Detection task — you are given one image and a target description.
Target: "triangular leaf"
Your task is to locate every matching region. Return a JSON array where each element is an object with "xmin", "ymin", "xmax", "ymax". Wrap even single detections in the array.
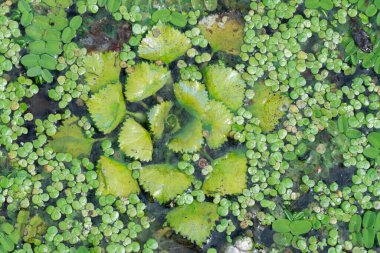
[
  {"xmin": 87, "ymin": 83, "xmax": 126, "ymax": 134},
  {"xmin": 118, "ymin": 118, "xmax": 153, "ymax": 161},
  {"xmin": 138, "ymin": 23, "xmax": 191, "ymax": 64},
  {"xmin": 148, "ymin": 101, "xmax": 173, "ymax": 139},
  {"xmin": 97, "ymin": 156, "xmax": 140, "ymax": 197},
  {"xmin": 139, "ymin": 164, "xmax": 192, "ymax": 203},
  {"xmin": 198, "ymin": 13, "xmax": 244, "ymax": 55},
  {"xmin": 125, "ymin": 62, "xmax": 172, "ymax": 102},
  {"xmin": 174, "ymin": 80, "xmax": 208, "ymax": 118},
  {"xmin": 202, "ymin": 151, "xmax": 247, "ymax": 195},
  {"xmin": 48, "ymin": 116, "xmax": 94, "ymax": 158},
  {"xmin": 202, "ymin": 100, "xmax": 233, "ymax": 148},
  {"xmin": 83, "ymin": 51, "xmax": 121, "ymax": 92},
  {"xmin": 203, "ymin": 64, "xmax": 245, "ymax": 110},
  {"xmin": 247, "ymin": 83, "xmax": 290, "ymax": 132},
  {"xmin": 166, "ymin": 201, "xmax": 219, "ymax": 246},
  {"xmin": 168, "ymin": 119, "xmax": 203, "ymax": 153}
]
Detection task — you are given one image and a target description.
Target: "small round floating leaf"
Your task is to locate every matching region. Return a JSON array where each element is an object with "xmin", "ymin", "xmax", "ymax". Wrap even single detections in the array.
[
  {"xmin": 27, "ymin": 66, "xmax": 42, "ymax": 77},
  {"xmin": 152, "ymin": 9, "xmax": 172, "ymax": 23},
  {"xmin": 170, "ymin": 12, "xmax": 187, "ymax": 27},
  {"xmin": 62, "ymin": 27, "xmax": 76, "ymax": 43},
  {"xmin": 125, "ymin": 62, "xmax": 171, "ymax": 102},
  {"xmin": 148, "ymin": 101, "xmax": 173, "ymax": 139},
  {"xmin": 363, "ymin": 147, "xmax": 380, "ymax": 159},
  {"xmin": 119, "ymin": 118, "xmax": 153, "ymax": 162},
  {"xmin": 70, "ymin": 16, "xmax": 83, "ymax": 30},
  {"xmin": 273, "ymin": 233, "xmax": 293, "ymax": 247},
  {"xmin": 97, "ymin": 156, "xmax": 140, "ymax": 197},
  {"xmin": 320, "ymin": 0, "xmax": 333, "ymax": 10},
  {"xmin": 39, "ymin": 54, "xmax": 57, "ymax": 70},
  {"xmin": 363, "ymin": 228, "xmax": 375, "ymax": 249},
  {"xmin": 21, "ymin": 54, "xmax": 40, "ymax": 68},
  {"xmin": 166, "ymin": 201, "xmax": 219, "ymax": 247},
  {"xmin": 368, "ymin": 131, "xmax": 380, "ymax": 148},
  {"xmin": 21, "ymin": 12, "xmax": 33, "ymax": 26},
  {"xmin": 202, "ymin": 152, "xmax": 247, "ymax": 195},
  {"xmin": 349, "ymin": 216, "xmax": 361, "ymax": 233},
  {"xmin": 138, "ymin": 23, "xmax": 191, "ymax": 64},
  {"xmin": 168, "ymin": 119, "xmax": 203, "ymax": 153},
  {"xmin": 139, "ymin": 164, "xmax": 192, "ymax": 203},
  {"xmin": 29, "ymin": 41, "xmax": 46, "ymax": 55},
  {"xmin": 289, "ymin": 220, "xmax": 312, "ymax": 235},
  {"xmin": 305, "ymin": 0, "xmax": 319, "ymax": 8},
  {"xmin": 41, "ymin": 69, "xmax": 53, "ymax": 83},
  {"xmin": 272, "ymin": 219, "xmax": 291, "ymax": 233},
  {"xmin": 174, "ymin": 80, "xmax": 208, "ymax": 118},
  {"xmin": 87, "ymin": 83, "xmax": 126, "ymax": 134},
  {"xmin": 203, "ymin": 64, "xmax": 246, "ymax": 110},
  {"xmin": 363, "ymin": 211, "xmax": 376, "ymax": 229},
  {"xmin": 106, "ymin": 0, "xmax": 121, "ymax": 12},
  {"xmin": 345, "ymin": 128, "xmax": 362, "ymax": 139},
  {"xmin": 202, "ymin": 100, "xmax": 233, "ymax": 148}
]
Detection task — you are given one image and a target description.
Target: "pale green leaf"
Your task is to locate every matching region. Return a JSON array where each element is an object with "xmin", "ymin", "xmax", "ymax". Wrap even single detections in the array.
[
  {"xmin": 119, "ymin": 118, "xmax": 153, "ymax": 161},
  {"xmin": 139, "ymin": 164, "xmax": 192, "ymax": 203},
  {"xmin": 97, "ymin": 156, "xmax": 140, "ymax": 197},
  {"xmin": 168, "ymin": 119, "xmax": 203, "ymax": 153},
  {"xmin": 174, "ymin": 80, "xmax": 208, "ymax": 118},
  {"xmin": 199, "ymin": 13, "xmax": 244, "ymax": 55},
  {"xmin": 203, "ymin": 64, "xmax": 245, "ymax": 110},
  {"xmin": 202, "ymin": 151, "xmax": 247, "ymax": 195},
  {"xmin": 48, "ymin": 117, "xmax": 94, "ymax": 158},
  {"xmin": 87, "ymin": 83, "xmax": 126, "ymax": 134},
  {"xmin": 247, "ymin": 83, "xmax": 290, "ymax": 132},
  {"xmin": 148, "ymin": 101, "xmax": 173, "ymax": 139},
  {"xmin": 138, "ymin": 23, "xmax": 191, "ymax": 64},
  {"xmin": 166, "ymin": 201, "xmax": 219, "ymax": 246},
  {"xmin": 83, "ymin": 51, "xmax": 121, "ymax": 92},
  {"xmin": 125, "ymin": 62, "xmax": 171, "ymax": 102},
  {"xmin": 202, "ymin": 100, "xmax": 233, "ymax": 148}
]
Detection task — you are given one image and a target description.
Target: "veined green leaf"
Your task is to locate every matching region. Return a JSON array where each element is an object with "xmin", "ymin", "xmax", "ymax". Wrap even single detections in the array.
[
  {"xmin": 97, "ymin": 156, "xmax": 140, "ymax": 197},
  {"xmin": 148, "ymin": 101, "xmax": 173, "ymax": 139},
  {"xmin": 125, "ymin": 62, "xmax": 171, "ymax": 102},
  {"xmin": 168, "ymin": 119, "xmax": 203, "ymax": 153},
  {"xmin": 166, "ymin": 201, "xmax": 219, "ymax": 246},
  {"xmin": 203, "ymin": 64, "xmax": 245, "ymax": 110},
  {"xmin": 139, "ymin": 164, "xmax": 192, "ymax": 203},
  {"xmin": 138, "ymin": 23, "xmax": 191, "ymax": 64},
  {"xmin": 87, "ymin": 83, "xmax": 126, "ymax": 134},
  {"xmin": 202, "ymin": 151, "xmax": 247, "ymax": 195},
  {"xmin": 119, "ymin": 118, "xmax": 153, "ymax": 161},
  {"xmin": 174, "ymin": 80, "xmax": 208, "ymax": 118}
]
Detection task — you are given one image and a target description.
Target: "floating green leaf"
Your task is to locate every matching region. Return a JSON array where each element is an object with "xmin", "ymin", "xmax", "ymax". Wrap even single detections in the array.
[
  {"xmin": 106, "ymin": 0, "xmax": 121, "ymax": 12},
  {"xmin": 168, "ymin": 119, "xmax": 203, "ymax": 153},
  {"xmin": 350, "ymin": 214, "xmax": 362, "ymax": 233},
  {"xmin": 84, "ymin": 51, "xmax": 121, "ymax": 92},
  {"xmin": 363, "ymin": 211, "xmax": 376, "ymax": 229},
  {"xmin": 166, "ymin": 201, "xmax": 219, "ymax": 246},
  {"xmin": 48, "ymin": 117, "xmax": 94, "ymax": 158},
  {"xmin": 139, "ymin": 164, "xmax": 192, "ymax": 203},
  {"xmin": 138, "ymin": 23, "xmax": 191, "ymax": 64},
  {"xmin": 272, "ymin": 219, "xmax": 291, "ymax": 233},
  {"xmin": 199, "ymin": 13, "xmax": 244, "ymax": 55},
  {"xmin": 125, "ymin": 62, "xmax": 171, "ymax": 102},
  {"xmin": 41, "ymin": 69, "xmax": 53, "ymax": 83},
  {"xmin": 148, "ymin": 101, "xmax": 173, "ymax": 139},
  {"xmin": 289, "ymin": 220, "xmax": 312, "ymax": 235},
  {"xmin": 203, "ymin": 64, "xmax": 245, "ymax": 110},
  {"xmin": 39, "ymin": 54, "xmax": 57, "ymax": 70},
  {"xmin": 202, "ymin": 151, "xmax": 247, "ymax": 195},
  {"xmin": 152, "ymin": 9, "xmax": 171, "ymax": 23},
  {"xmin": 247, "ymin": 83, "xmax": 290, "ymax": 132},
  {"xmin": 87, "ymin": 83, "xmax": 126, "ymax": 134},
  {"xmin": 20, "ymin": 54, "xmax": 40, "ymax": 68},
  {"xmin": 97, "ymin": 156, "xmax": 140, "ymax": 197},
  {"xmin": 202, "ymin": 100, "xmax": 233, "ymax": 148},
  {"xmin": 363, "ymin": 147, "xmax": 380, "ymax": 159},
  {"xmin": 26, "ymin": 66, "xmax": 42, "ymax": 77},
  {"xmin": 170, "ymin": 12, "xmax": 187, "ymax": 27},
  {"xmin": 368, "ymin": 131, "xmax": 380, "ymax": 148},
  {"xmin": 273, "ymin": 233, "xmax": 293, "ymax": 247},
  {"xmin": 119, "ymin": 118, "xmax": 153, "ymax": 161},
  {"xmin": 174, "ymin": 80, "xmax": 208, "ymax": 118}
]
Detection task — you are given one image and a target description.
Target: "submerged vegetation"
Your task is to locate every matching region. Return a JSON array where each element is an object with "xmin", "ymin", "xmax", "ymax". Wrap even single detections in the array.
[{"xmin": 1, "ymin": 0, "xmax": 380, "ymax": 252}]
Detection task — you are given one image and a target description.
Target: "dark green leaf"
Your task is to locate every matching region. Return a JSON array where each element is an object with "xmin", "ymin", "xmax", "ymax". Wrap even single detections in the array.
[{"xmin": 363, "ymin": 211, "xmax": 376, "ymax": 229}]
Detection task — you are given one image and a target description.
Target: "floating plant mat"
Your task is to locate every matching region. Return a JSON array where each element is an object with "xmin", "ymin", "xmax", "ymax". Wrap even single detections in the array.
[{"xmin": 2, "ymin": 0, "xmax": 380, "ymax": 253}]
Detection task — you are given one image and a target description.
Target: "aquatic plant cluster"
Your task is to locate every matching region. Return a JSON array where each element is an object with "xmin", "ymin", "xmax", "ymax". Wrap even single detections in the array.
[{"xmin": 1, "ymin": 0, "xmax": 380, "ymax": 252}]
